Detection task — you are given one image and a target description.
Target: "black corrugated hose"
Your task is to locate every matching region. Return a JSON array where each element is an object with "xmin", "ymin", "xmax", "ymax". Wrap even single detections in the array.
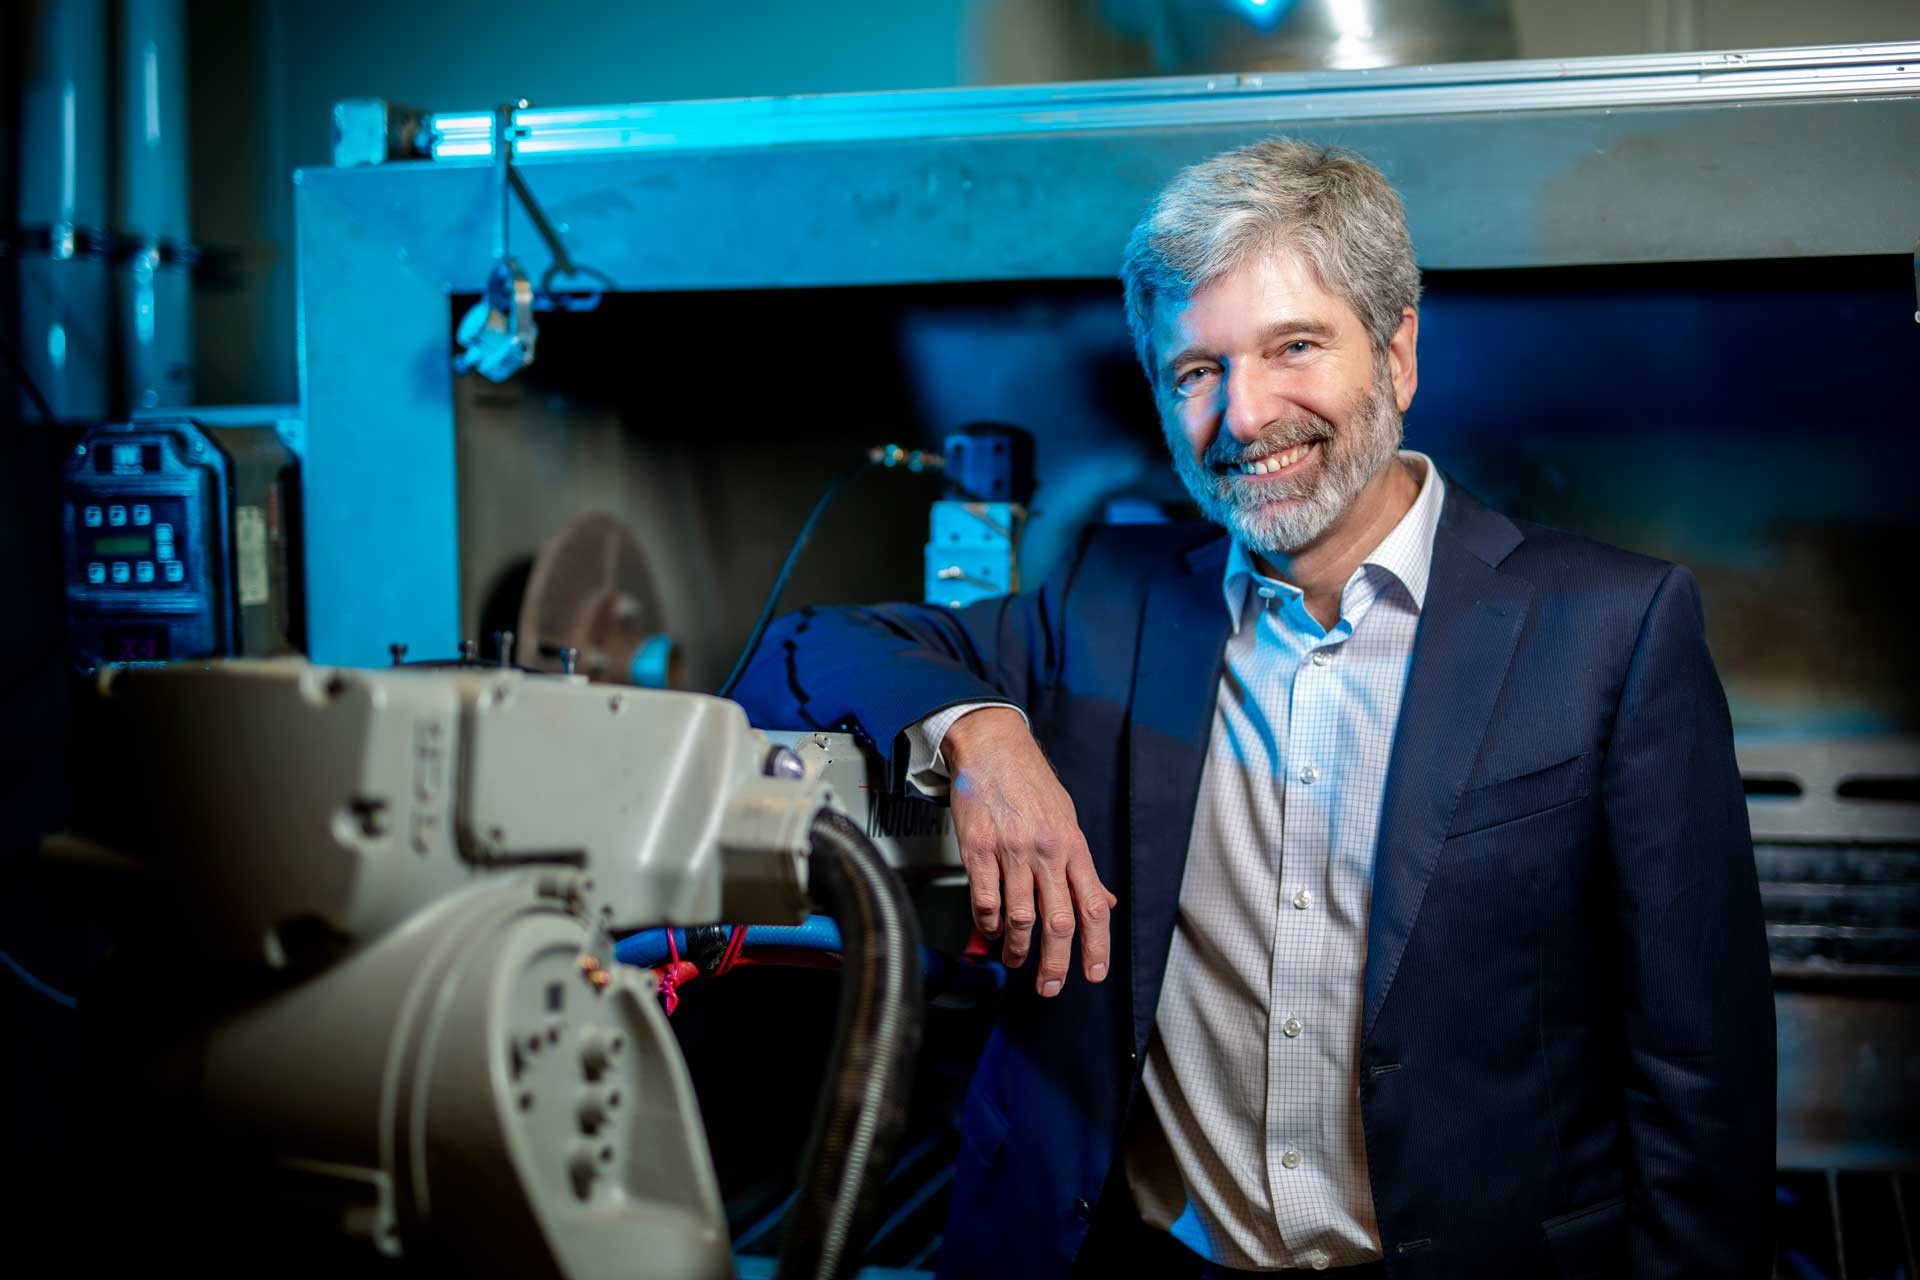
[{"xmin": 778, "ymin": 809, "xmax": 925, "ymax": 1280}]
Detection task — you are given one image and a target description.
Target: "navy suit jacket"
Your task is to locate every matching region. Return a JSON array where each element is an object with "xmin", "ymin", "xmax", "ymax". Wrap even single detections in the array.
[{"xmin": 732, "ymin": 480, "xmax": 1775, "ymax": 1279}]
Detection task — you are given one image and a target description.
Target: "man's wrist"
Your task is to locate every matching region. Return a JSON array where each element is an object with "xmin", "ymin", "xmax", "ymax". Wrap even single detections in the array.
[{"xmin": 943, "ymin": 705, "xmax": 1029, "ymax": 772}]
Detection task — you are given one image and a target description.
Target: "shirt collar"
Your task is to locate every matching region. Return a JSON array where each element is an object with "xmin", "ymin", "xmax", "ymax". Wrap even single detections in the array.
[{"xmin": 1222, "ymin": 450, "xmax": 1447, "ymax": 634}]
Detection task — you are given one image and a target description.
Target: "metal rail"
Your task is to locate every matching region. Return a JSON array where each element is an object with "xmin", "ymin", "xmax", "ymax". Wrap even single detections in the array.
[{"xmin": 412, "ymin": 43, "xmax": 1920, "ymax": 162}]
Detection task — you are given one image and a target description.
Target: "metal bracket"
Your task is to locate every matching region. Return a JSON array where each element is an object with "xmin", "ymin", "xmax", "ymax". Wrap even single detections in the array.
[
  {"xmin": 453, "ymin": 102, "xmax": 539, "ymax": 382},
  {"xmin": 452, "ymin": 102, "xmax": 616, "ymax": 381}
]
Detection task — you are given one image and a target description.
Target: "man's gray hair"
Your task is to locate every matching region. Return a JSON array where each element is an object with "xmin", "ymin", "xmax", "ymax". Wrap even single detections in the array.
[{"xmin": 1120, "ymin": 138, "xmax": 1421, "ymax": 377}]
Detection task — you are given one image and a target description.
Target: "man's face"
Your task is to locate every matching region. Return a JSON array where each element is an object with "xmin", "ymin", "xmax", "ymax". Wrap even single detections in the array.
[{"xmin": 1149, "ymin": 248, "xmax": 1417, "ymax": 556}]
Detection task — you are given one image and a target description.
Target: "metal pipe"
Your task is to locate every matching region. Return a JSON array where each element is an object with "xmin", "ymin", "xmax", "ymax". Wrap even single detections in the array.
[
  {"xmin": 16, "ymin": 0, "xmax": 113, "ymax": 421},
  {"xmin": 116, "ymin": 0, "xmax": 191, "ymax": 410},
  {"xmin": 490, "ymin": 102, "xmax": 514, "ymax": 263}
]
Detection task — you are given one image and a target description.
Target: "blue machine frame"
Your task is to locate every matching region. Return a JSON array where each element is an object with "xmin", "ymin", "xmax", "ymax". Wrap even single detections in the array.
[{"xmin": 292, "ymin": 42, "xmax": 1920, "ymax": 666}]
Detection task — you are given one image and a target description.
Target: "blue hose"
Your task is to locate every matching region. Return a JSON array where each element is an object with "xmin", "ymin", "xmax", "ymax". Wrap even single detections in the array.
[
  {"xmin": 614, "ymin": 915, "xmax": 846, "ymax": 967},
  {"xmin": 612, "ymin": 917, "xmax": 1006, "ymax": 998}
]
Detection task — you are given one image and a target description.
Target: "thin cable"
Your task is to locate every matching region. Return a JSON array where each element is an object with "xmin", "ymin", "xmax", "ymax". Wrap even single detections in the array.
[
  {"xmin": 716, "ymin": 458, "xmax": 874, "ymax": 700},
  {"xmin": 715, "ymin": 923, "xmax": 749, "ymax": 976},
  {"xmin": 0, "ymin": 948, "xmax": 78, "ymax": 1009}
]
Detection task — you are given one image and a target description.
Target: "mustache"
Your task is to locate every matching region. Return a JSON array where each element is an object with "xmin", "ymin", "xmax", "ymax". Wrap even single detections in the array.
[{"xmin": 1205, "ymin": 415, "xmax": 1335, "ymax": 470}]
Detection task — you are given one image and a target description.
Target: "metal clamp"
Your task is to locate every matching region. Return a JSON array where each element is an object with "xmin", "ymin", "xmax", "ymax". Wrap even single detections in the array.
[
  {"xmin": 452, "ymin": 102, "xmax": 615, "ymax": 380},
  {"xmin": 454, "ymin": 102, "xmax": 539, "ymax": 382}
]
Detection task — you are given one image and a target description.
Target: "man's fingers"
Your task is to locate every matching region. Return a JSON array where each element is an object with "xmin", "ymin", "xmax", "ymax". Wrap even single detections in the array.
[
  {"xmin": 1067, "ymin": 856, "xmax": 1115, "ymax": 983},
  {"xmin": 1033, "ymin": 864, "xmax": 1077, "ymax": 998},
  {"xmin": 999, "ymin": 854, "xmax": 1037, "ymax": 970},
  {"xmin": 960, "ymin": 833, "xmax": 1002, "ymax": 938}
]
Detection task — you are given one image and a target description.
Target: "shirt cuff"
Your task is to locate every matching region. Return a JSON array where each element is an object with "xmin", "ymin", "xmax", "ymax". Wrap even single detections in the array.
[{"xmin": 903, "ymin": 701, "xmax": 1026, "ymax": 796}]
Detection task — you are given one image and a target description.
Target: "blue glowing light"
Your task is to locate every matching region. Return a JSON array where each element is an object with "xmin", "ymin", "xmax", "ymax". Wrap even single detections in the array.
[{"xmin": 1234, "ymin": 0, "xmax": 1301, "ymax": 29}]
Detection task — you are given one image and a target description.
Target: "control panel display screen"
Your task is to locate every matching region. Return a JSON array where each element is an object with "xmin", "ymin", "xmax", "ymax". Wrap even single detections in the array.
[{"xmin": 94, "ymin": 534, "xmax": 153, "ymax": 556}]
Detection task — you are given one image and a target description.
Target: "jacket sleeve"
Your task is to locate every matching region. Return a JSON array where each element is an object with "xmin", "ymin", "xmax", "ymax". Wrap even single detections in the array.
[
  {"xmin": 1601, "ymin": 565, "xmax": 1776, "ymax": 1278},
  {"xmin": 727, "ymin": 528, "xmax": 1093, "ymax": 785}
]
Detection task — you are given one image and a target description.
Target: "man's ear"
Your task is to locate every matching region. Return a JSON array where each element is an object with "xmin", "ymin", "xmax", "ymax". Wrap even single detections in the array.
[{"xmin": 1388, "ymin": 307, "xmax": 1418, "ymax": 413}]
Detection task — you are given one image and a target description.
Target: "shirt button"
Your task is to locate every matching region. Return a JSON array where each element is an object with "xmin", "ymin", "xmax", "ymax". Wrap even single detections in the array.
[
  {"xmin": 1310, "ymin": 650, "xmax": 1330, "ymax": 667},
  {"xmin": 1306, "ymin": 1249, "xmax": 1330, "ymax": 1270},
  {"xmin": 1256, "ymin": 586, "xmax": 1277, "ymax": 600},
  {"xmin": 1283, "ymin": 1017, "xmax": 1303, "ymax": 1038},
  {"xmin": 1293, "ymin": 888, "xmax": 1312, "ymax": 910},
  {"xmin": 1282, "ymin": 1148, "xmax": 1302, "ymax": 1170},
  {"xmin": 1072, "ymin": 1196, "xmax": 1091, "ymax": 1221},
  {"xmin": 1299, "ymin": 764, "xmax": 1320, "ymax": 785}
]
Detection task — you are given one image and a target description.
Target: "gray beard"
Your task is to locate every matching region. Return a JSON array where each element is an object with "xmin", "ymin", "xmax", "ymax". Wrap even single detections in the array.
[{"xmin": 1166, "ymin": 366, "xmax": 1404, "ymax": 556}]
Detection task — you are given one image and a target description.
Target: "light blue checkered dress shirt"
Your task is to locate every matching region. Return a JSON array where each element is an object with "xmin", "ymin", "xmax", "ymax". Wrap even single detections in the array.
[{"xmin": 1136, "ymin": 452, "xmax": 1445, "ymax": 1271}]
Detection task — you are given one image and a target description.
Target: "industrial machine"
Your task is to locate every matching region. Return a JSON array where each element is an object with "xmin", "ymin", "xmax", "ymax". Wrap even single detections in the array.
[
  {"xmin": 55, "ymin": 657, "xmax": 924, "ymax": 1280},
  {"xmin": 61, "ymin": 409, "xmax": 302, "ymax": 665}
]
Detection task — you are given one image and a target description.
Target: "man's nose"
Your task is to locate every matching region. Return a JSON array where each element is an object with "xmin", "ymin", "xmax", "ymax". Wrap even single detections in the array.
[{"xmin": 1222, "ymin": 362, "xmax": 1272, "ymax": 446}]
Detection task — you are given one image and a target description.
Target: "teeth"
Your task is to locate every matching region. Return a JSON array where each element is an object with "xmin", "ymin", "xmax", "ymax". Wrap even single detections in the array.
[{"xmin": 1238, "ymin": 442, "xmax": 1314, "ymax": 476}]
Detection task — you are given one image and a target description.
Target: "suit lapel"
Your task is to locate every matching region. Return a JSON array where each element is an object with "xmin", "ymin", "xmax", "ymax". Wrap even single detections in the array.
[
  {"xmin": 1127, "ymin": 537, "xmax": 1231, "ymax": 1059},
  {"xmin": 1363, "ymin": 490, "xmax": 1533, "ymax": 1040}
]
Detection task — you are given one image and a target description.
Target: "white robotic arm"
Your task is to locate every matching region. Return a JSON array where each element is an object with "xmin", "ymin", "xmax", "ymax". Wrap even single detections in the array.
[{"xmin": 67, "ymin": 659, "xmax": 919, "ymax": 1280}]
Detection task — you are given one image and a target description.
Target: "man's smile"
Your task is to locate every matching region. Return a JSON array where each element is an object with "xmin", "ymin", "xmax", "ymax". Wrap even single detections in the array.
[{"xmin": 1215, "ymin": 437, "xmax": 1325, "ymax": 482}]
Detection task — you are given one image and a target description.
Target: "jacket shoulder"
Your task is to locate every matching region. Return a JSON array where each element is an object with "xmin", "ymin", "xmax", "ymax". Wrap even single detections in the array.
[
  {"xmin": 1500, "ymin": 517, "xmax": 1693, "ymax": 635},
  {"xmin": 1505, "ymin": 518, "xmax": 1674, "ymax": 582}
]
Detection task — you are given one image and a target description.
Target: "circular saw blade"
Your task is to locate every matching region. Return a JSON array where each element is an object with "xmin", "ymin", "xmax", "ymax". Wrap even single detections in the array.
[{"xmin": 516, "ymin": 512, "xmax": 664, "ymax": 684}]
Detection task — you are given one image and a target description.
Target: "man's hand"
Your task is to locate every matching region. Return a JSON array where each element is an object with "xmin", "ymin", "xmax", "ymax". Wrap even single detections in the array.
[{"xmin": 942, "ymin": 707, "xmax": 1118, "ymax": 997}]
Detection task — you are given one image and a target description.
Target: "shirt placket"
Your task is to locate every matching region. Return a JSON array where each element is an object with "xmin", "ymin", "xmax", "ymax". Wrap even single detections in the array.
[{"xmin": 1263, "ymin": 595, "xmax": 1334, "ymax": 1255}]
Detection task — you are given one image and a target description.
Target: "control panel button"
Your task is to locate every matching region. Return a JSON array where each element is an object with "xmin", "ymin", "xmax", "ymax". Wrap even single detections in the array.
[
  {"xmin": 108, "ymin": 505, "xmax": 128, "ymax": 527},
  {"xmin": 83, "ymin": 505, "xmax": 103, "ymax": 528},
  {"xmin": 163, "ymin": 560, "xmax": 184, "ymax": 583},
  {"xmin": 87, "ymin": 562, "xmax": 106, "ymax": 585},
  {"xmin": 132, "ymin": 503, "xmax": 151, "ymax": 526},
  {"xmin": 135, "ymin": 561, "xmax": 155, "ymax": 584},
  {"xmin": 155, "ymin": 522, "xmax": 173, "ymax": 544},
  {"xmin": 110, "ymin": 562, "xmax": 130, "ymax": 584},
  {"xmin": 156, "ymin": 542, "xmax": 173, "ymax": 562}
]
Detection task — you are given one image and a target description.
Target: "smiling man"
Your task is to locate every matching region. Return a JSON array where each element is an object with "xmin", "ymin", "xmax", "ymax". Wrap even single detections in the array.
[{"xmin": 733, "ymin": 138, "xmax": 1774, "ymax": 1278}]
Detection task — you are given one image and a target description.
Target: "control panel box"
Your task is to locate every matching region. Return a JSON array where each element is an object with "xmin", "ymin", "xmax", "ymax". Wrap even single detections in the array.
[{"xmin": 63, "ymin": 415, "xmax": 303, "ymax": 665}]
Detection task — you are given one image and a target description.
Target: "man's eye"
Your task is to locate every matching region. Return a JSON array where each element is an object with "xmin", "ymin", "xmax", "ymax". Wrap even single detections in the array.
[
  {"xmin": 1174, "ymin": 366, "xmax": 1215, "ymax": 391},
  {"xmin": 1282, "ymin": 340, "xmax": 1313, "ymax": 356}
]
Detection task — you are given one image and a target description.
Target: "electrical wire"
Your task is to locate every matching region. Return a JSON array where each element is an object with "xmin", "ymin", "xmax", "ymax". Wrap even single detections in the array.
[
  {"xmin": 715, "ymin": 457, "xmax": 875, "ymax": 701},
  {"xmin": 715, "ymin": 923, "xmax": 749, "ymax": 977},
  {"xmin": 0, "ymin": 947, "xmax": 78, "ymax": 1009},
  {"xmin": 715, "ymin": 443, "xmax": 952, "ymax": 702}
]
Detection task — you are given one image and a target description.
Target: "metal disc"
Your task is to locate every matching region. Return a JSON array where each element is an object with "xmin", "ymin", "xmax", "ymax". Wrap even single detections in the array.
[{"xmin": 515, "ymin": 512, "xmax": 665, "ymax": 684}]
